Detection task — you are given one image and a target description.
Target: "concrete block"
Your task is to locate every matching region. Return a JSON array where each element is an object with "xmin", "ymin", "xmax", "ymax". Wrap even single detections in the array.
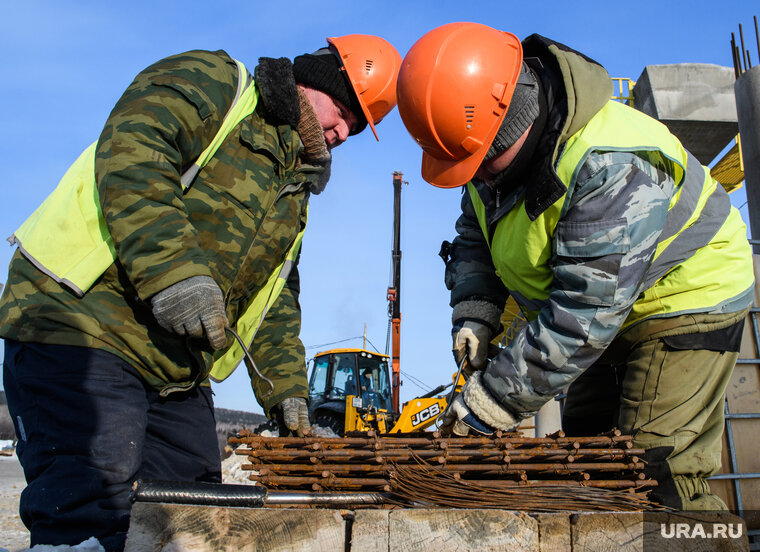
[
  {"xmin": 632, "ymin": 64, "xmax": 739, "ymax": 164},
  {"xmin": 125, "ymin": 503, "xmax": 346, "ymax": 552},
  {"xmin": 351, "ymin": 509, "xmax": 391, "ymax": 552},
  {"xmin": 387, "ymin": 508, "xmax": 538, "ymax": 552},
  {"xmin": 736, "ymin": 65, "xmax": 760, "ymax": 246}
]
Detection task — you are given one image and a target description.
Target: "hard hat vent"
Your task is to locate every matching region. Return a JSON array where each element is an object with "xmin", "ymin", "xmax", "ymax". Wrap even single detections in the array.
[
  {"xmin": 364, "ymin": 59, "xmax": 374, "ymax": 74},
  {"xmin": 464, "ymin": 105, "xmax": 475, "ymax": 129}
]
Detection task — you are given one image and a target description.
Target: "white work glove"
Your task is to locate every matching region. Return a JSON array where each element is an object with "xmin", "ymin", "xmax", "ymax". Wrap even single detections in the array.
[
  {"xmin": 440, "ymin": 372, "xmax": 520, "ymax": 437},
  {"xmin": 151, "ymin": 275, "xmax": 229, "ymax": 350},
  {"xmin": 452, "ymin": 320, "xmax": 491, "ymax": 373},
  {"xmin": 278, "ymin": 397, "xmax": 311, "ymax": 437}
]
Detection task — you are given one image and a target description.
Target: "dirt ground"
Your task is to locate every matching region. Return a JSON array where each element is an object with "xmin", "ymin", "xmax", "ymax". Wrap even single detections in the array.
[
  {"xmin": 0, "ymin": 451, "xmax": 252, "ymax": 552},
  {"xmin": 0, "ymin": 453, "xmax": 30, "ymax": 552}
]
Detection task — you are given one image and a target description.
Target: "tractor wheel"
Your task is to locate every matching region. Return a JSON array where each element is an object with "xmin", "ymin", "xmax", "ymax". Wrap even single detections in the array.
[
  {"xmin": 312, "ymin": 414, "xmax": 344, "ymax": 437},
  {"xmin": 251, "ymin": 418, "xmax": 286, "ymax": 437}
]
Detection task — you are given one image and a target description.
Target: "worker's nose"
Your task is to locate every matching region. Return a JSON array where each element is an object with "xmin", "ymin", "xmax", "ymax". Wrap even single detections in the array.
[{"xmin": 338, "ymin": 121, "xmax": 350, "ymax": 141}]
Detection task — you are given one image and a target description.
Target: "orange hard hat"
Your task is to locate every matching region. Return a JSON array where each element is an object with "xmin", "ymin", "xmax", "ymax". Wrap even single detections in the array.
[
  {"xmin": 328, "ymin": 34, "xmax": 402, "ymax": 141},
  {"xmin": 397, "ymin": 22, "xmax": 523, "ymax": 188}
]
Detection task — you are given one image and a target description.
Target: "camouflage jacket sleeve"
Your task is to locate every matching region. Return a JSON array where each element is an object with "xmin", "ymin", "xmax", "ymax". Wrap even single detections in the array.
[
  {"xmin": 249, "ymin": 254, "xmax": 308, "ymax": 416},
  {"xmin": 483, "ymin": 151, "xmax": 675, "ymax": 417},
  {"xmin": 446, "ymin": 189, "xmax": 509, "ymax": 312},
  {"xmin": 94, "ymin": 50, "xmax": 239, "ymax": 299}
]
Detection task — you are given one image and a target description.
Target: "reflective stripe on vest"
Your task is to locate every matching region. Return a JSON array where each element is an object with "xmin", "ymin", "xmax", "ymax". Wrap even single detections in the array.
[
  {"xmin": 468, "ymin": 100, "xmax": 753, "ymax": 325},
  {"xmin": 9, "ymin": 59, "xmax": 257, "ymax": 296}
]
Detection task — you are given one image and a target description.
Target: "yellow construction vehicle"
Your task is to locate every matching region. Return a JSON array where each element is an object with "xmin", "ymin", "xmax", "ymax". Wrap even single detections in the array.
[
  {"xmin": 307, "ymin": 347, "xmax": 457, "ymax": 434},
  {"xmin": 307, "ymin": 171, "xmax": 462, "ymax": 435}
]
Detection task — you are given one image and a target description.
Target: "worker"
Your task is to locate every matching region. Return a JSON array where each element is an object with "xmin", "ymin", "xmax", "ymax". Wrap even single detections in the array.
[
  {"xmin": 397, "ymin": 22, "xmax": 753, "ymax": 510},
  {"xmin": 0, "ymin": 35, "xmax": 401, "ymax": 550}
]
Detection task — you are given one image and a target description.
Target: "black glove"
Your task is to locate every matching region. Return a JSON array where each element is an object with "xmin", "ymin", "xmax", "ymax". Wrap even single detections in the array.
[{"xmin": 151, "ymin": 275, "xmax": 229, "ymax": 350}]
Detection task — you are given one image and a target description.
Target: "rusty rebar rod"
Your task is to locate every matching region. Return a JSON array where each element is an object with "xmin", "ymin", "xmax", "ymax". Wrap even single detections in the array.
[
  {"xmin": 232, "ymin": 429, "xmax": 656, "ymax": 507},
  {"xmin": 235, "ymin": 432, "xmax": 635, "ymax": 449}
]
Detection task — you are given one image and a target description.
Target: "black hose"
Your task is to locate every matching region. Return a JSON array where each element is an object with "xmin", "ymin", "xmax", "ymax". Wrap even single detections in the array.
[
  {"xmin": 419, "ymin": 383, "xmax": 451, "ymax": 399},
  {"xmin": 131, "ymin": 479, "xmax": 267, "ymax": 507}
]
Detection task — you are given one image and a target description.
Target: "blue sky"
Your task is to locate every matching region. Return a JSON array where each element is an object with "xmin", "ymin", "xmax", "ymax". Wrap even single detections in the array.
[{"xmin": 1, "ymin": 1, "xmax": 756, "ymax": 413}]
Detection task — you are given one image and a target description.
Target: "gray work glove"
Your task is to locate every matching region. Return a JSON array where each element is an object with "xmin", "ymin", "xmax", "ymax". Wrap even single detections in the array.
[
  {"xmin": 151, "ymin": 275, "xmax": 229, "ymax": 350},
  {"xmin": 440, "ymin": 372, "xmax": 520, "ymax": 437},
  {"xmin": 277, "ymin": 397, "xmax": 311, "ymax": 437},
  {"xmin": 452, "ymin": 320, "xmax": 492, "ymax": 375}
]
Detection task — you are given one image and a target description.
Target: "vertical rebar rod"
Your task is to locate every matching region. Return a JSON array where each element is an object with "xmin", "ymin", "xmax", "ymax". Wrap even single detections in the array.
[
  {"xmin": 738, "ymin": 46, "xmax": 745, "ymax": 75},
  {"xmin": 732, "ymin": 35, "xmax": 741, "ymax": 78},
  {"xmin": 741, "ymin": 23, "xmax": 749, "ymax": 71},
  {"xmin": 723, "ymin": 399, "xmax": 744, "ymax": 517},
  {"xmin": 755, "ymin": 16, "xmax": 760, "ymax": 65}
]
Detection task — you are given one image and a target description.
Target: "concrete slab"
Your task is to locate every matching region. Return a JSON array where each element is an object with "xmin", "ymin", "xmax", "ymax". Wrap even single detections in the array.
[
  {"xmin": 735, "ymin": 65, "xmax": 760, "ymax": 247},
  {"xmin": 632, "ymin": 63, "xmax": 738, "ymax": 164}
]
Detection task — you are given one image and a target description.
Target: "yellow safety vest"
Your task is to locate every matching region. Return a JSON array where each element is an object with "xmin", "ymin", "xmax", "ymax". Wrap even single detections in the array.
[
  {"xmin": 8, "ymin": 58, "xmax": 307, "ymax": 382},
  {"xmin": 468, "ymin": 100, "xmax": 753, "ymax": 327}
]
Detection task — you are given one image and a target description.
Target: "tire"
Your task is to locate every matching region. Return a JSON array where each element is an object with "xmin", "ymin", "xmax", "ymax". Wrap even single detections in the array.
[
  {"xmin": 312, "ymin": 414, "xmax": 344, "ymax": 437},
  {"xmin": 251, "ymin": 418, "xmax": 287, "ymax": 437}
]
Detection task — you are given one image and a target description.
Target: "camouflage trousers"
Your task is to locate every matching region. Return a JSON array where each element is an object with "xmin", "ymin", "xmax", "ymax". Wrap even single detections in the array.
[{"xmin": 562, "ymin": 308, "xmax": 747, "ymax": 511}]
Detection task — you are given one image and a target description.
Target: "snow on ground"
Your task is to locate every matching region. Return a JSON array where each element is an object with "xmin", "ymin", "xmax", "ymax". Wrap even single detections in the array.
[
  {"xmin": 9, "ymin": 538, "xmax": 105, "ymax": 552},
  {"xmin": 222, "ymin": 424, "xmax": 338, "ymax": 484}
]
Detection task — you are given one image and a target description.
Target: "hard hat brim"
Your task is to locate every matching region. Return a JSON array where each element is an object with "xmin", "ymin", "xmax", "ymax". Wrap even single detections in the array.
[{"xmin": 421, "ymin": 147, "xmax": 489, "ymax": 188}]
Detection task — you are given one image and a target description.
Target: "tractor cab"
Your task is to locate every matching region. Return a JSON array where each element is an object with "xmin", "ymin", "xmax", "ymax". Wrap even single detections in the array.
[{"xmin": 308, "ymin": 348, "xmax": 393, "ymax": 434}]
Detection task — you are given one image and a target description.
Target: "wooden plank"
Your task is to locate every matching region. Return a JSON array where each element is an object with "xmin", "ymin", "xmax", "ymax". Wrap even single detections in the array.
[
  {"xmin": 534, "ymin": 513, "xmax": 571, "ymax": 552},
  {"xmin": 351, "ymin": 510, "xmax": 390, "ymax": 552},
  {"xmin": 125, "ymin": 503, "xmax": 345, "ymax": 551},
  {"xmin": 387, "ymin": 509, "xmax": 538, "ymax": 552},
  {"xmin": 572, "ymin": 512, "xmax": 642, "ymax": 551}
]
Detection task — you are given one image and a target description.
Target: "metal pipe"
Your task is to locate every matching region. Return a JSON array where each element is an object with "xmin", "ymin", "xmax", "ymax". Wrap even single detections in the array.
[
  {"xmin": 131, "ymin": 479, "xmax": 267, "ymax": 507},
  {"xmin": 723, "ymin": 399, "xmax": 744, "ymax": 517},
  {"xmin": 130, "ymin": 478, "xmax": 394, "ymax": 506},
  {"xmin": 265, "ymin": 491, "xmax": 394, "ymax": 505},
  {"xmin": 724, "ymin": 412, "xmax": 760, "ymax": 419},
  {"xmin": 708, "ymin": 473, "xmax": 760, "ymax": 480}
]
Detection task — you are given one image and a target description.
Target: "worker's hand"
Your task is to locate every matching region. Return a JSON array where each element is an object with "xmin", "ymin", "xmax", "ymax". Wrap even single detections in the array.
[
  {"xmin": 278, "ymin": 397, "xmax": 311, "ymax": 437},
  {"xmin": 151, "ymin": 275, "xmax": 229, "ymax": 350},
  {"xmin": 452, "ymin": 320, "xmax": 491, "ymax": 374},
  {"xmin": 440, "ymin": 372, "xmax": 520, "ymax": 437}
]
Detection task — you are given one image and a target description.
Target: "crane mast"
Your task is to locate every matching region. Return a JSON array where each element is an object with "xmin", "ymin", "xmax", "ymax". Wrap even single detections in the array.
[{"xmin": 388, "ymin": 171, "xmax": 403, "ymax": 412}]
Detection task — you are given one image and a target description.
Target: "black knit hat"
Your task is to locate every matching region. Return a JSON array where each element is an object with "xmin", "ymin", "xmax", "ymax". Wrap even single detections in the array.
[
  {"xmin": 484, "ymin": 63, "xmax": 540, "ymax": 161},
  {"xmin": 292, "ymin": 47, "xmax": 367, "ymax": 135}
]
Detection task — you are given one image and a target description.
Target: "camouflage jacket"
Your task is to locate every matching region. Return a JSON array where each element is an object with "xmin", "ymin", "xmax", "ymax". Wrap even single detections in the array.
[
  {"xmin": 0, "ymin": 50, "xmax": 317, "ymax": 415},
  {"xmin": 444, "ymin": 35, "xmax": 752, "ymax": 418}
]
